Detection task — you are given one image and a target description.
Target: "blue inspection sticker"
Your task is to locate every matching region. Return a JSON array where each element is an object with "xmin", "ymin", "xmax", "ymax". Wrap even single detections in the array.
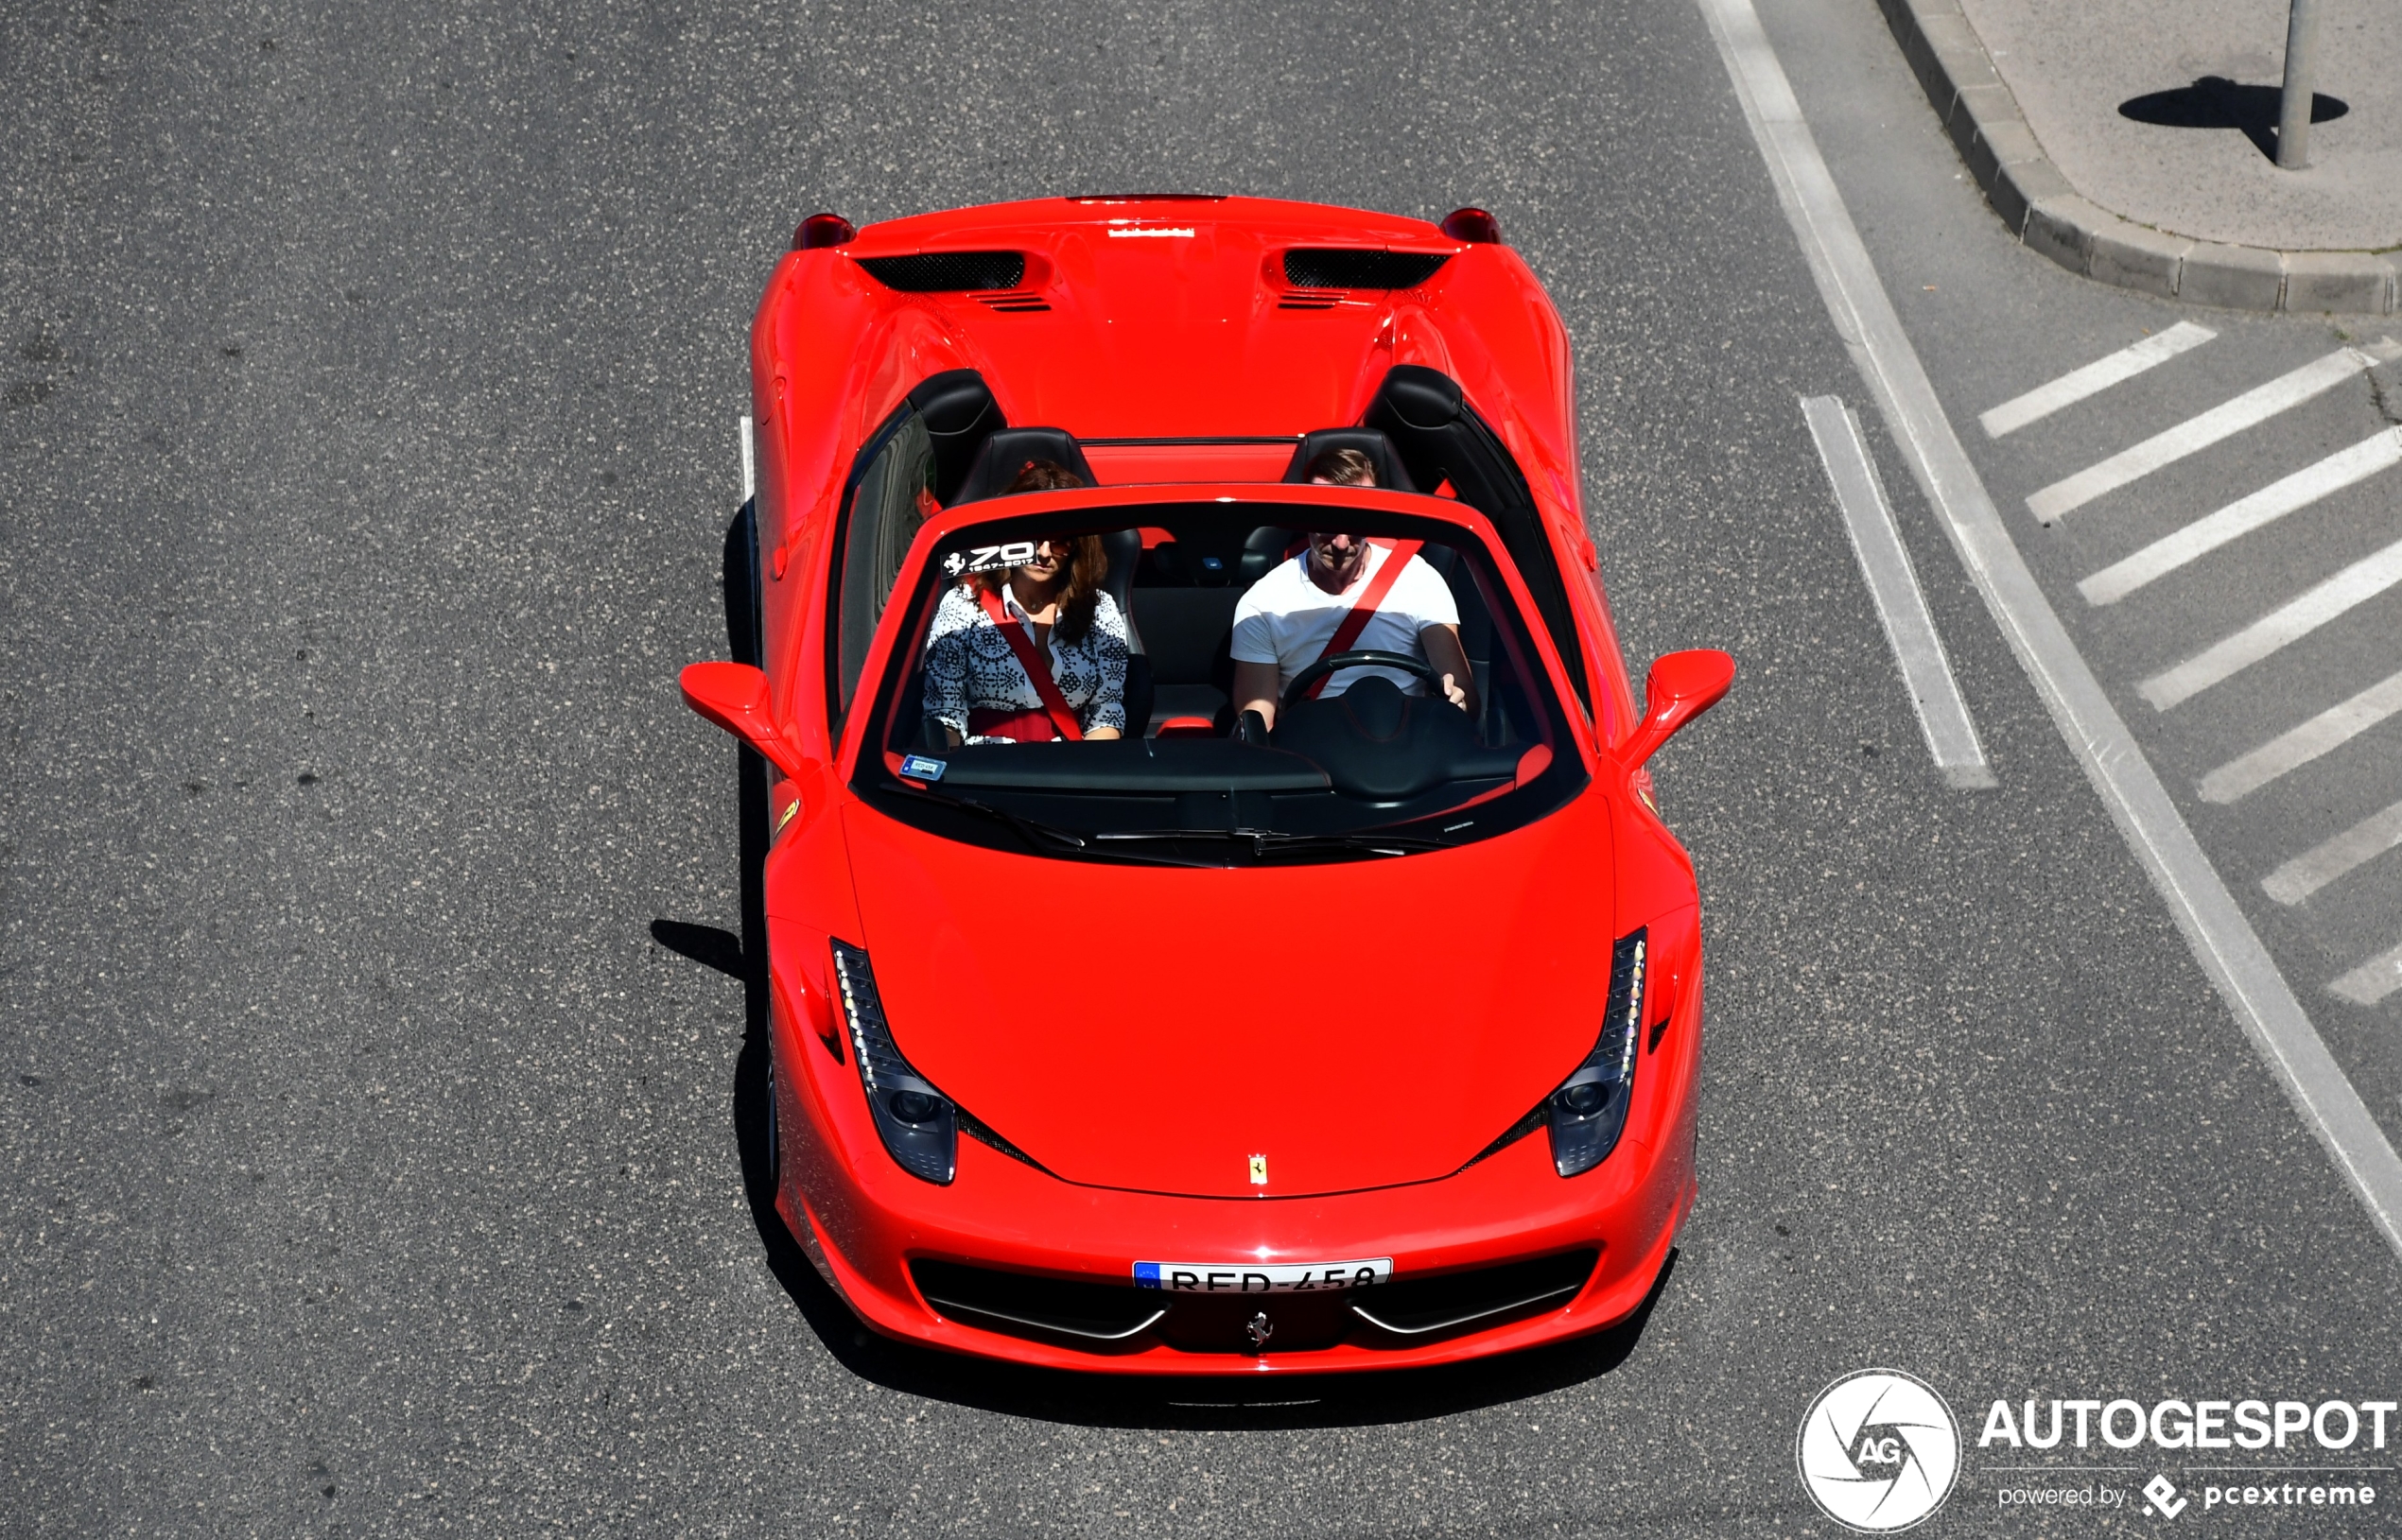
[{"xmin": 899, "ymin": 754, "xmax": 947, "ymax": 782}]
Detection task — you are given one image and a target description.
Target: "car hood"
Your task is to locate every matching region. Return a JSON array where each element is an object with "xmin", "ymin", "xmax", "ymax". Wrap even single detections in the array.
[{"xmin": 840, "ymin": 796, "xmax": 1615, "ymax": 1198}]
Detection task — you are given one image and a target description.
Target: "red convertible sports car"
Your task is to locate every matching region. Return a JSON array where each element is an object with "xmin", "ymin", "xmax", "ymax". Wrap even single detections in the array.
[{"xmin": 680, "ymin": 195, "xmax": 1732, "ymax": 1373}]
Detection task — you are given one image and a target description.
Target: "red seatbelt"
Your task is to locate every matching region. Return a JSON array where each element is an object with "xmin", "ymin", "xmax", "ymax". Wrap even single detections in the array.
[
  {"xmin": 977, "ymin": 586, "xmax": 1085, "ymax": 742},
  {"xmin": 1303, "ymin": 540, "xmax": 1422, "ymax": 700}
]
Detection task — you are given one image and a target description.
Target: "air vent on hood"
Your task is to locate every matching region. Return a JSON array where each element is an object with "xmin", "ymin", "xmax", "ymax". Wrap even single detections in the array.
[
  {"xmin": 859, "ymin": 251, "xmax": 1028, "ymax": 292},
  {"xmin": 973, "ymin": 289, "xmax": 1051, "ymax": 313},
  {"xmin": 1281, "ymin": 249, "xmax": 1450, "ymax": 290}
]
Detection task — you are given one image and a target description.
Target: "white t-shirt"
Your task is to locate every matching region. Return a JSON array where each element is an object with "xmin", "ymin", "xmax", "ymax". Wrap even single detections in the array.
[{"xmin": 1229, "ymin": 544, "xmax": 1461, "ymax": 698}]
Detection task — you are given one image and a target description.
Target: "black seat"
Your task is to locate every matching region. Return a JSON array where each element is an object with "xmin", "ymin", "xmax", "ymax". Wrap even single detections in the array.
[
  {"xmin": 905, "ymin": 371, "xmax": 1005, "ymax": 506},
  {"xmin": 1280, "ymin": 428, "xmax": 1417, "ymax": 493},
  {"xmin": 953, "ymin": 428, "xmax": 1100, "ymax": 504},
  {"xmin": 1104, "ymin": 528, "xmax": 1154, "ymax": 736}
]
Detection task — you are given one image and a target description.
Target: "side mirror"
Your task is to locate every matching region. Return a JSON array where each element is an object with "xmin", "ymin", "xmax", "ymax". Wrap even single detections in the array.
[
  {"xmin": 1619, "ymin": 649, "xmax": 1734, "ymax": 770},
  {"xmin": 679, "ymin": 662, "xmax": 810, "ymax": 780}
]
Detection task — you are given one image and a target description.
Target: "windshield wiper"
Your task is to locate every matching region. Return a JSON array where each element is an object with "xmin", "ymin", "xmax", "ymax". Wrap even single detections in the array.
[
  {"xmin": 882, "ymin": 784, "xmax": 1086, "ymax": 851},
  {"xmin": 880, "ymin": 785, "xmax": 1215, "ymax": 867},
  {"xmin": 1093, "ymin": 827, "xmax": 1450, "ymax": 857}
]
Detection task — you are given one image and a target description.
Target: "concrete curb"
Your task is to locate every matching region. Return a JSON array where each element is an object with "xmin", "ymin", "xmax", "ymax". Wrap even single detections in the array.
[{"xmin": 1873, "ymin": 0, "xmax": 2402, "ymax": 316}]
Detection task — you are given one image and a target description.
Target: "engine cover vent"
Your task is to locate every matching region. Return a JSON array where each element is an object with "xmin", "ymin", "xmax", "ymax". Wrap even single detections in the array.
[
  {"xmin": 1280, "ymin": 249, "xmax": 1450, "ymax": 290},
  {"xmin": 859, "ymin": 251, "xmax": 1028, "ymax": 292}
]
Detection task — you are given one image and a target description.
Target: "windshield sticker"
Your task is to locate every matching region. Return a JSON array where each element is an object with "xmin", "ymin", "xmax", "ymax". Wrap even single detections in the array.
[
  {"xmin": 941, "ymin": 541, "xmax": 1040, "ymax": 578},
  {"xmin": 898, "ymin": 754, "xmax": 947, "ymax": 782}
]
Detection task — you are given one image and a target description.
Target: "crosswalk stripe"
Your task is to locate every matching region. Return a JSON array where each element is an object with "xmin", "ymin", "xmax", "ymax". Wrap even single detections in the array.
[
  {"xmin": 2080, "ymin": 428, "xmax": 2402, "ymax": 605},
  {"xmin": 2026, "ymin": 340, "xmax": 2402, "ymax": 524},
  {"xmin": 2137, "ymin": 533, "xmax": 2402, "ymax": 710},
  {"xmin": 2264, "ymin": 797, "xmax": 2402, "ymax": 906},
  {"xmin": 2201, "ymin": 667, "xmax": 2402, "ymax": 804},
  {"xmin": 2330, "ymin": 939, "xmax": 2402, "ymax": 1007},
  {"xmin": 1980, "ymin": 322, "xmax": 2215, "ymax": 439}
]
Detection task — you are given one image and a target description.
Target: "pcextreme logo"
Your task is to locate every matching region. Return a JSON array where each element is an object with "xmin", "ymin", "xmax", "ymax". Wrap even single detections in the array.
[{"xmin": 1797, "ymin": 1369, "xmax": 1963, "ymax": 1531}]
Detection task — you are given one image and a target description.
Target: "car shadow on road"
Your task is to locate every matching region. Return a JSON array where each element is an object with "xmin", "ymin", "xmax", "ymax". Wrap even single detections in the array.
[{"xmin": 678, "ymin": 506, "xmax": 1671, "ymax": 1429}]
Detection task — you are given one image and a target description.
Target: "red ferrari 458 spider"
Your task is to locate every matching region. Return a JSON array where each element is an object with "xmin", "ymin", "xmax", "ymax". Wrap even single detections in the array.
[{"xmin": 679, "ymin": 195, "xmax": 1732, "ymax": 1373}]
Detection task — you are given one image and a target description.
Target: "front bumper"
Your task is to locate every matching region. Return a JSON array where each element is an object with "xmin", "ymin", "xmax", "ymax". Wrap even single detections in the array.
[{"xmin": 769, "ymin": 970, "xmax": 1701, "ymax": 1375}]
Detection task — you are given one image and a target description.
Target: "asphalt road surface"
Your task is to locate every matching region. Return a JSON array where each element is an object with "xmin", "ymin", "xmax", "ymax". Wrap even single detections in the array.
[{"xmin": 4, "ymin": 2, "xmax": 2395, "ymax": 1536}]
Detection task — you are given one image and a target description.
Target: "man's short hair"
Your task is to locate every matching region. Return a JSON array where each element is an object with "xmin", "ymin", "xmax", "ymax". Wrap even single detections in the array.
[{"xmin": 1305, "ymin": 446, "xmax": 1377, "ymax": 487}]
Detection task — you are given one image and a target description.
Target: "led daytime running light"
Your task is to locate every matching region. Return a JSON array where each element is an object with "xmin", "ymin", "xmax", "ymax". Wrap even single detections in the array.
[
  {"xmin": 1547, "ymin": 926, "xmax": 1646, "ymax": 1177},
  {"xmin": 830, "ymin": 940, "xmax": 958, "ymax": 1185}
]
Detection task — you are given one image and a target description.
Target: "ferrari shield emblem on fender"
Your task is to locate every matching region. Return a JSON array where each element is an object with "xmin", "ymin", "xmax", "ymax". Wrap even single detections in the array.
[{"xmin": 1248, "ymin": 1154, "xmax": 1267, "ymax": 1185}]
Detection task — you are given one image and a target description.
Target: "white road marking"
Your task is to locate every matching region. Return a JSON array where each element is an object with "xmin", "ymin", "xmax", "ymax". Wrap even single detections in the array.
[
  {"xmin": 1802, "ymin": 394, "xmax": 1994, "ymax": 787},
  {"xmin": 740, "ymin": 414, "xmax": 756, "ymax": 503},
  {"xmin": 2138, "ymin": 534, "xmax": 2402, "ymax": 710},
  {"xmin": 2330, "ymin": 939, "xmax": 2402, "ymax": 1007},
  {"xmin": 2026, "ymin": 341, "xmax": 2402, "ymax": 524},
  {"xmin": 2264, "ymin": 799, "xmax": 2402, "ymax": 906},
  {"xmin": 2201, "ymin": 666, "xmax": 2402, "ymax": 804},
  {"xmin": 1980, "ymin": 322, "xmax": 2216, "ymax": 439},
  {"xmin": 1697, "ymin": 0, "xmax": 2402, "ymax": 1259},
  {"xmin": 2080, "ymin": 428, "xmax": 2402, "ymax": 605}
]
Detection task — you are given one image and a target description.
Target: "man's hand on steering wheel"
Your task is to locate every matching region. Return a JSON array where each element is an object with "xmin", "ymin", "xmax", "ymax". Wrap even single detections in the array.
[{"xmin": 1279, "ymin": 649, "xmax": 1472, "ymax": 713}]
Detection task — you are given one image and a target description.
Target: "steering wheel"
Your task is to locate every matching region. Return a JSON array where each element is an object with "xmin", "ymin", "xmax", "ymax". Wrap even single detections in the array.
[{"xmin": 1280, "ymin": 649, "xmax": 1442, "ymax": 707}]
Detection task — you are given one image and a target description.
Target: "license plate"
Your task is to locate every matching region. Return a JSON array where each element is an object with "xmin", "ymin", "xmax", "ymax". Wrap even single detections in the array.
[{"xmin": 1133, "ymin": 1257, "xmax": 1393, "ymax": 1292}]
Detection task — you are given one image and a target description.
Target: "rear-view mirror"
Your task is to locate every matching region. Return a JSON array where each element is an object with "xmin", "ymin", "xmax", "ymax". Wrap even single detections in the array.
[{"xmin": 1620, "ymin": 649, "xmax": 1735, "ymax": 770}]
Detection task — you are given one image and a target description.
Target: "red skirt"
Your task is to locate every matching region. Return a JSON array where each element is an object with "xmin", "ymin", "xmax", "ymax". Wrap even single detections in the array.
[{"xmin": 967, "ymin": 705, "xmax": 1061, "ymax": 743}]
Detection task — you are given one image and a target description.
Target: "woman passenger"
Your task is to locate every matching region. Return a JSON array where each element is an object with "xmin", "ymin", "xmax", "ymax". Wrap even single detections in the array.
[{"xmin": 921, "ymin": 461, "xmax": 1129, "ymax": 745}]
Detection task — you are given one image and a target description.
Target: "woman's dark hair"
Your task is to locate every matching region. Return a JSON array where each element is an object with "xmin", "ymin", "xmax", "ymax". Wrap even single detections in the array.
[
  {"xmin": 978, "ymin": 462, "xmax": 1106, "ymax": 643},
  {"xmin": 1004, "ymin": 459, "xmax": 1087, "ymax": 494}
]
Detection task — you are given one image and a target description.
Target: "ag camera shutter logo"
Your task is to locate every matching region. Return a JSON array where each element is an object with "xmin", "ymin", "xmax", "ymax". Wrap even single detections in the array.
[{"xmin": 1797, "ymin": 1369, "xmax": 1962, "ymax": 1531}]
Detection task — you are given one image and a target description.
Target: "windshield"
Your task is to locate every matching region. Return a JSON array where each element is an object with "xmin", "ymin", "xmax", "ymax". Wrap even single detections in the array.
[{"xmin": 849, "ymin": 501, "xmax": 1588, "ymax": 865}]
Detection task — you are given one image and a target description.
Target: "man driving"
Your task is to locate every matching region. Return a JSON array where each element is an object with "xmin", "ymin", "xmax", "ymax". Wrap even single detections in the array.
[{"xmin": 1229, "ymin": 447, "xmax": 1478, "ymax": 732}]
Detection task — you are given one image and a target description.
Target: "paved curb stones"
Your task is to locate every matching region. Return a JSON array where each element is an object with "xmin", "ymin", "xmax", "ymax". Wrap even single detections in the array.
[{"xmin": 1873, "ymin": 0, "xmax": 2402, "ymax": 315}]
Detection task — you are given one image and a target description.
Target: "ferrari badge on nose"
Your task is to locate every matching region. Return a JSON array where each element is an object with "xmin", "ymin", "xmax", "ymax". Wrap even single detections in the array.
[{"xmin": 1248, "ymin": 1154, "xmax": 1267, "ymax": 1185}]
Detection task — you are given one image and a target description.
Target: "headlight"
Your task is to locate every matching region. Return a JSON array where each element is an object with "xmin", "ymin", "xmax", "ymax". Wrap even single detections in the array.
[
  {"xmin": 830, "ymin": 940, "xmax": 956, "ymax": 1185},
  {"xmin": 1546, "ymin": 926, "xmax": 1646, "ymax": 1177}
]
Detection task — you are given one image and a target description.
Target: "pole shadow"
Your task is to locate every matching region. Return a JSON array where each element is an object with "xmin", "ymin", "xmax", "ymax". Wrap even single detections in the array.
[{"xmin": 2119, "ymin": 78, "xmax": 2348, "ymax": 163}]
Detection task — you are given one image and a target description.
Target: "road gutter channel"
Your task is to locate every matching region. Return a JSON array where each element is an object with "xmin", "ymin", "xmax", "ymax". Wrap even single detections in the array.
[{"xmin": 1696, "ymin": 0, "xmax": 2402, "ymax": 1261}]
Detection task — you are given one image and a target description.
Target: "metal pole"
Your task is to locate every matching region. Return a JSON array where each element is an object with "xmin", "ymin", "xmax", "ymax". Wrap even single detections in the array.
[{"xmin": 2276, "ymin": 0, "xmax": 2323, "ymax": 169}]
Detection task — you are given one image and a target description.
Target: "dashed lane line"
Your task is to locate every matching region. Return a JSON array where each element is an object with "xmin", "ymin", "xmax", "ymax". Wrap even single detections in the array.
[
  {"xmin": 2264, "ymin": 798, "xmax": 2402, "ymax": 907},
  {"xmin": 2080, "ymin": 428, "xmax": 2402, "ymax": 606},
  {"xmin": 2026, "ymin": 340, "xmax": 2402, "ymax": 525},
  {"xmin": 2201, "ymin": 667, "xmax": 2402, "ymax": 805},
  {"xmin": 2331, "ymin": 940, "xmax": 2402, "ymax": 1008},
  {"xmin": 1697, "ymin": 0, "xmax": 2402, "ymax": 1259},
  {"xmin": 1980, "ymin": 322, "xmax": 2216, "ymax": 440},
  {"xmin": 2138, "ymin": 534, "xmax": 2402, "ymax": 710},
  {"xmin": 1802, "ymin": 394, "xmax": 1995, "ymax": 788}
]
